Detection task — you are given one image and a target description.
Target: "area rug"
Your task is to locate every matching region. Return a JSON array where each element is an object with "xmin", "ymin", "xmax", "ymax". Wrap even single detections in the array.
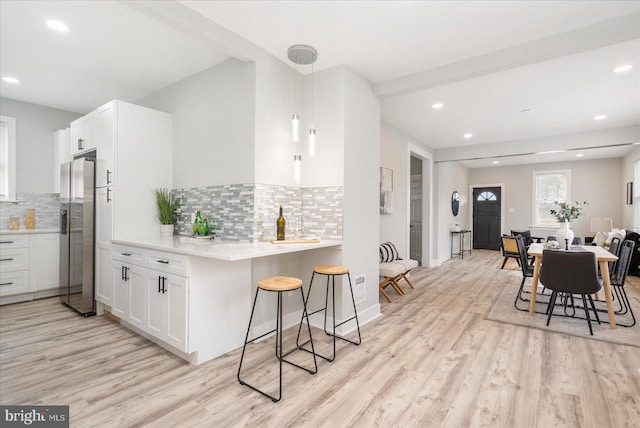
[
  {"xmin": 495, "ymin": 258, "xmax": 520, "ymax": 271},
  {"xmin": 485, "ymin": 278, "xmax": 640, "ymax": 347}
]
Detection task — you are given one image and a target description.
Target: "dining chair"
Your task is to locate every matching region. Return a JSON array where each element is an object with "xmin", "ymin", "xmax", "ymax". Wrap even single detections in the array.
[
  {"xmin": 513, "ymin": 235, "xmax": 538, "ymax": 311},
  {"xmin": 500, "ymin": 235, "xmax": 521, "ymax": 269},
  {"xmin": 540, "ymin": 249, "xmax": 602, "ymax": 335},
  {"xmin": 609, "ymin": 239, "xmax": 636, "ymax": 327}
]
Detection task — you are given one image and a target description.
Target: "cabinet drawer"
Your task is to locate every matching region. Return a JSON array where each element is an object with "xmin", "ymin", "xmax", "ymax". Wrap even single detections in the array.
[
  {"xmin": 113, "ymin": 247, "xmax": 145, "ymax": 265},
  {"xmin": 146, "ymin": 252, "xmax": 188, "ymax": 277},
  {"xmin": 0, "ymin": 235, "xmax": 30, "ymax": 249},
  {"xmin": 0, "ymin": 270, "xmax": 29, "ymax": 297},
  {"xmin": 0, "ymin": 248, "xmax": 29, "ymax": 272}
]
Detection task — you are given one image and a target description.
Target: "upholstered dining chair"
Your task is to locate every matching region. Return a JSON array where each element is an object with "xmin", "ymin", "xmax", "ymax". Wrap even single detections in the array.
[
  {"xmin": 540, "ymin": 249, "xmax": 602, "ymax": 335},
  {"xmin": 500, "ymin": 235, "xmax": 521, "ymax": 269}
]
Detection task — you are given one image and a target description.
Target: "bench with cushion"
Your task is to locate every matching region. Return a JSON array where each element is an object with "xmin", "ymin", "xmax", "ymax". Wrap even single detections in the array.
[{"xmin": 379, "ymin": 242, "xmax": 419, "ymax": 302}]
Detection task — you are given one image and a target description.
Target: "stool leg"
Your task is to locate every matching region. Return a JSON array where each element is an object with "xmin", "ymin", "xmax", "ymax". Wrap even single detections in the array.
[
  {"xmin": 277, "ymin": 291, "xmax": 283, "ymax": 401},
  {"xmin": 238, "ymin": 287, "xmax": 260, "ymax": 385},
  {"xmin": 296, "ymin": 271, "xmax": 316, "ymax": 348},
  {"xmin": 345, "ymin": 272, "xmax": 362, "ymax": 345}
]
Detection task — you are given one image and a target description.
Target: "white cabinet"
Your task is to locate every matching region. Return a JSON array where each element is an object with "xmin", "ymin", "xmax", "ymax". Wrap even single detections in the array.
[
  {"xmin": 0, "ymin": 236, "xmax": 30, "ymax": 298},
  {"xmin": 109, "ymin": 246, "xmax": 188, "ymax": 352},
  {"xmin": 0, "ymin": 233, "xmax": 60, "ymax": 304},
  {"xmin": 70, "ymin": 110, "xmax": 96, "ymax": 156},
  {"xmin": 112, "ymin": 260, "xmax": 145, "ymax": 330},
  {"xmin": 96, "ymin": 243, "xmax": 113, "ymax": 305},
  {"xmin": 145, "ymin": 271, "xmax": 188, "ymax": 352},
  {"xmin": 35, "ymin": 233, "xmax": 59, "ymax": 291},
  {"xmin": 95, "ymin": 102, "xmax": 114, "ymax": 188},
  {"xmin": 53, "ymin": 128, "xmax": 70, "ymax": 192}
]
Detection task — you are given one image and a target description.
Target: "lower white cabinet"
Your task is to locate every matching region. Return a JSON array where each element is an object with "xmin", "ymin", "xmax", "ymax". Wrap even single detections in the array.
[
  {"xmin": 108, "ymin": 246, "xmax": 189, "ymax": 353},
  {"xmin": 0, "ymin": 233, "xmax": 60, "ymax": 304},
  {"xmin": 95, "ymin": 243, "xmax": 113, "ymax": 305},
  {"xmin": 145, "ymin": 271, "xmax": 188, "ymax": 352}
]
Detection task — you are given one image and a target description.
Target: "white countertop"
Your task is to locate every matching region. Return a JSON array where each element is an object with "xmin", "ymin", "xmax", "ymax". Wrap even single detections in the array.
[
  {"xmin": 0, "ymin": 229, "xmax": 58, "ymax": 235},
  {"xmin": 112, "ymin": 236, "xmax": 343, "ymax": 261}
]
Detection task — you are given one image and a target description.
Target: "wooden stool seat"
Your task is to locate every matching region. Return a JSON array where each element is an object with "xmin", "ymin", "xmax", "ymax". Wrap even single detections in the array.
[
  {"xmin": 314, "ymin": 265, "xmax": 349, "ymax": 275},
  {"xmin": 258, "ymin": 276, "xmax": 302, "ymax": 291}
]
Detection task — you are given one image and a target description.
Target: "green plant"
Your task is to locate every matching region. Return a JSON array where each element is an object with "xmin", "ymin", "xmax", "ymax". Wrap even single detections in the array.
[
  {"xmin": 154, "ymin": 188, "xmax": 179, "ymax": 225},
  {"xmin": 550, "ymin": 200, "xmax": 588, "ymax": 222}
]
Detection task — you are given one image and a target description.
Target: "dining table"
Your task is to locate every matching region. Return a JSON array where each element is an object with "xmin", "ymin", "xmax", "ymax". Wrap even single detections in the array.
[{"xmin": 527, "ymin": 243, "xmax": 619, "ymax": 329}]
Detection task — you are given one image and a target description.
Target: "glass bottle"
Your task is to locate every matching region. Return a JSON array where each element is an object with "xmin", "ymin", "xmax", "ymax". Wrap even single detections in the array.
[
  {"xmin": 276, "ymin": 205, "xmax": 286, "ymax": 241},
  {"xmin": 203, "ymin": 218, "xmax": 210, "ymax": 236},
  {"xmin": 193, "ymin": 210, "xmax": 202, "ymax": 235}
]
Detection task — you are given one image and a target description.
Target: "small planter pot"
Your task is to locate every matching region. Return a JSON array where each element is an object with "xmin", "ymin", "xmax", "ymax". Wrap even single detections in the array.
[{"xmin": 160, "ymin": 224, "xmax": 174, "ymax": 238}]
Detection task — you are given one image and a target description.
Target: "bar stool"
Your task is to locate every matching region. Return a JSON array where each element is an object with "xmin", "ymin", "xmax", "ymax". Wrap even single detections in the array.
[
  {"xmin": 296, "ymin": 265, "xmax": 361, "ymax": 362},
  {"xmin": 237, "ymin": 276, "xmax": 317, "ymax": 402}
]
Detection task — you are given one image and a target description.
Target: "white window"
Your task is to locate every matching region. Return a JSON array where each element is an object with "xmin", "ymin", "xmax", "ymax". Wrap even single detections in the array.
[
  {"xmin": 0, "ymin": 115, "xmax": 17, "ymax": 201},
  {"xmin": 533, "ymin": 169, "xmax": 571, "ymax": 226}
]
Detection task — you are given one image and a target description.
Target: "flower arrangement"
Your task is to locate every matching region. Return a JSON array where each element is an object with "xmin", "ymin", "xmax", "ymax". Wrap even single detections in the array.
[
  {"xmin": 154, "ymin": 188, "xmax": 180, "ymax": 225},
  {"xmin": 550, "ymin": 200, "xmax": 588, "ymax": 222}
]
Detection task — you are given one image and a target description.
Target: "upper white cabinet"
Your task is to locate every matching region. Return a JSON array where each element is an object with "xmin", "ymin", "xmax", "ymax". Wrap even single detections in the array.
[
  {"xmin": 93, "ymin": 100, "xmax": 172, "ymax": 243},
  {"xmin": 53, "ymin": 128, "xmax": 70, "ymax": 192},
  {"xmin": 70, "ymin": 110, "xmax": 96, "ymax": 156}
]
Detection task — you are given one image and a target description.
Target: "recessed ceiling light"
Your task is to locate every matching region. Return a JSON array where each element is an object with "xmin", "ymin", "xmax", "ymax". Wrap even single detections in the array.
[
  {"xmin": 1, "ymin": 76, "xmax": 19, "ymax": 84},
  {"xmin": 576, "ymin": 153, "xmax": 584, "ymax": 157},
  {"xmin": 492, "ymin": 160, "xmax": 499, "ymax": 164},
  {"xmin": 613, "ymin": 64, "xmax": 632, "ymax": 73},
  {"xmin": 46, "ymin": 20, "xmax": 68, "ymax": 32},
  {"xmin": 463, "ymin": 133, "xmax": 473, "ymax": 139},
  {"xmin": 594, "ymin": 115, "xmax": 607, "ymax": 120},
  {"xmin": 520, "ymin": 108, "xmax": 531, "ymax": 113},
  {"xmin": 432, "ymin": 103, "xmax": 443, "ymax": 109}
]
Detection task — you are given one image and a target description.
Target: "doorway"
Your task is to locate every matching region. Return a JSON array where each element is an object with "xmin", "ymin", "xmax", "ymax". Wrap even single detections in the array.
[
  {"xmin": 410, "ymin": 156, "xmax": 422, "ymax": 264},
  {"xmin": 472, "ymin": 186, "xmax": 501, "ymax": 250}
]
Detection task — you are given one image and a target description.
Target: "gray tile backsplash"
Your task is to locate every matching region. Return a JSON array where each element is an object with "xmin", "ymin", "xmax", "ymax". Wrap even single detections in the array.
[
  {"xmin": 0, "ymin": 193, "xmax": 60, "ymax": 230},
  {"xmin": 174, "ymin": 184, "xmax": 343, "ymax": 242}
]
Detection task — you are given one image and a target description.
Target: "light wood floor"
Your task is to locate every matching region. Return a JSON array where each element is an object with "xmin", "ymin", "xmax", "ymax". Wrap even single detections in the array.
[{"xmin": 2, "ymin": 250, "xmax": 639, "ymax": 427}]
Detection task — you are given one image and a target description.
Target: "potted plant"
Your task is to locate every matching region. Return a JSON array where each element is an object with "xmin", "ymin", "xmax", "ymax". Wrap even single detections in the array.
[
  {"xmin": 550, "ymin": 200, "xmax": 587, "ymax": 246},
  {"xmin": 154, "ymin": 188, "xmax": 179, "ymax": 237}
]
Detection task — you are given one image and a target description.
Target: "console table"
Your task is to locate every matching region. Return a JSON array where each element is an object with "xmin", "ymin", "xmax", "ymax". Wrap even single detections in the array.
[{"xmin": 450, "ymin": 230, "xmax": 472, "ymax": 259}]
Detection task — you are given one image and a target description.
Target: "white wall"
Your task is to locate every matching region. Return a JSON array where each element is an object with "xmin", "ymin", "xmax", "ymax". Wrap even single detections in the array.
[
  {"xmin": 0, "ymin": 97, "xmax": 80, "ymax": 193},
  {"xmin": 434, "ymin": 162, "xmax": 470, "ymax": 263},
  {"xmin": 342, "ymin": 66, "xmax": 381, "ymax": 320},
  {"xmin": 136, "ymin": 59, "xmax": 256, "ymax": 188},
  {"xmin": 469, "ymin": 157, "xmax": 624, "ymax": 240}
]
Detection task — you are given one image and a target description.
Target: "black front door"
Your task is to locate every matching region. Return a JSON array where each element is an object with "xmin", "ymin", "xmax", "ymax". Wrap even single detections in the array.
[{"xmin": 473, "ymin": 187, "xmax": 501, "ymax": 250}]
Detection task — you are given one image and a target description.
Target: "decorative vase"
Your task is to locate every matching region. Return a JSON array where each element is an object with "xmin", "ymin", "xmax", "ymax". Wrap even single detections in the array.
[
  {"xmin": 555, "ymin": 220, "xmax": 574, "ymax": 249},
  {"xmin": 160, "ymin": 224, "xmax": 174, "ymax": 238}
]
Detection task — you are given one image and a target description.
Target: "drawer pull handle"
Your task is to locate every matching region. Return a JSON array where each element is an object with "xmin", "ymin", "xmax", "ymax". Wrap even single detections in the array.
[
  {"xmin": 106, "ymin": 169, "xmax": 112, "ymax": 185},
  {"xmin": 0, "ymin": 241, "xmax": 14, "ymax": 244},
  {"xmin": 162, "ymin": 276, "xmax": 167, "ymax": 294},
  {"xmin": 157, "ymin": 260, "xmax": 169, "ymax": 264},
  {"xmin": 121, "ymin": 252, "xmax": 131, "ymax": 256},
  {"xmin": 0, "ymin": 282, "xmax": 13, "ymax": 286},
  {"xmin": 0, "ymin": 258, "xmax": 14, "ymax": 262}
]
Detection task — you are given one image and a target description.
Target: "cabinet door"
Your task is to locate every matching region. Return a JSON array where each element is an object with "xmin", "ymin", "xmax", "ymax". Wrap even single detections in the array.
[
  {"xmin": 128, "ymin": 265, "xmax": 145, "ymax": 329},
  {"xmin": 145, "ymin": 271, "xmax": 166, "ymax": 339},
  {"xmin": 35, "ymin": 234, "xmax": 59, "ymax": 291},
  {"xmin": 165, "ymin": 274, "xmax": 188, "ymax": 352},
  {"xmin": 112, "ymin": 262, "xmax": 129, "ymax": 320},
  {"xmin": 95, "ymin": 101, "xmax": 115, "ymax": 188},
  {"xmin": 95, "ymin": 243, "xmax": 113, "ymax": 305},
  {"xmin": 96, "ymin": 187, "xmax": 113, "ymax": 245},
  {"xmin": 70, "ymin": 111, "xmax": 96, "ymax": 156}
]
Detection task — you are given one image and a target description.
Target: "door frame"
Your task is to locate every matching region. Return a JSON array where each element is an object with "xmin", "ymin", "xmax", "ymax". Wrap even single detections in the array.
[
  {"xmin": 407, "ymin": 144, "xmax": 433, "ymax": 267},
  {"xmin": 468, "ymin": 183, "xmax": 506, "ymax": 248}
]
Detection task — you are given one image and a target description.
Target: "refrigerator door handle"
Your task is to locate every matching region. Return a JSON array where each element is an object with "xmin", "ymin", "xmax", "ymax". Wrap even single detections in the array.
[{"xmin": 61, "ymin": 210, "xmax": 68, "ymax": 235}]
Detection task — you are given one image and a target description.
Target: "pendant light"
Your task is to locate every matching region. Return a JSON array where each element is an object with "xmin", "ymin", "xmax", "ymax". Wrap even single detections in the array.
[{"xmin": 288, "ymin": 44, "xmax": 318, "ymax": 182}]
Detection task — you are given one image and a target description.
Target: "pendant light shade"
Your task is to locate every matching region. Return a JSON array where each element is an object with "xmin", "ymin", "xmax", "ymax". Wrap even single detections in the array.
[
  {"xmin": 288, "ymin": 44, "xmax": 318, "ymax": 181},
  {"xmin": 293, "ymin": 154, "xmax": 302, "ymax": 184}
]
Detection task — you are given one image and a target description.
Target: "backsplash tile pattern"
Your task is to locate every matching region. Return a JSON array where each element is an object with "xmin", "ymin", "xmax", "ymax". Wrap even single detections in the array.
[
  {"xmin": 173, "ymin": 184, "xmax": 342, "ymax": 242},
  {"xmin": 0, "ymin": 193, "xmax": 60, "ymax": 230}
]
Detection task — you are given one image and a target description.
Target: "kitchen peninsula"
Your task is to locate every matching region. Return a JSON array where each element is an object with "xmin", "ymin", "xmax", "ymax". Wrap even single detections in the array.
[{"xmin": 98, "ymin": 237, "xmax": 343, "ymax": 365}]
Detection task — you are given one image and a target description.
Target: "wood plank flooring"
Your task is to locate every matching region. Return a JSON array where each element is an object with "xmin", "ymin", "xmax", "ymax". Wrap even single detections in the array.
[{"xmin": 1, "ymin": 249, "xmax": 639, "ymax": 427}]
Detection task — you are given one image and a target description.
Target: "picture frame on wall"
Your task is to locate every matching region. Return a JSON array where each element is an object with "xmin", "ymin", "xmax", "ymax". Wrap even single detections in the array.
[
  {"xmin": 626, "ymin": 182, "xmax": 633, "ymax": 205},
  {"xmin": 380, "ymin": 167, "xmax": 393, "ymax": 214}
]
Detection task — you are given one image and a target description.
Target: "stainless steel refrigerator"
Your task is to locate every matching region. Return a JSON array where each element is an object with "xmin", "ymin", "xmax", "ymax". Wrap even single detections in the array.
[{"xmin": 59, "ymin": 155, "xmax": 96, "ymax": 316}]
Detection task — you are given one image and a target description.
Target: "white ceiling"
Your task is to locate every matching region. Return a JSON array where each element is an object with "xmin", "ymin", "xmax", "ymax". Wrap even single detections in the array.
[{"xmin": 1, "ymin": 0, "xmax": 639, "ymax": 167}]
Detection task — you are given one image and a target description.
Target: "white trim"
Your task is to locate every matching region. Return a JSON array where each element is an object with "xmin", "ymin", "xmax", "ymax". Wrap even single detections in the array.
[
  {"xmin": 468, "ymin": 183, "xmax": 506, "ymax": 242},
  {"xmin": 407, "ymin": 143, "xmax": 434, "ymax": 267},
  {"xmin": 0, "ymin": 115, "xmax": 16, "ymax": 202}
]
